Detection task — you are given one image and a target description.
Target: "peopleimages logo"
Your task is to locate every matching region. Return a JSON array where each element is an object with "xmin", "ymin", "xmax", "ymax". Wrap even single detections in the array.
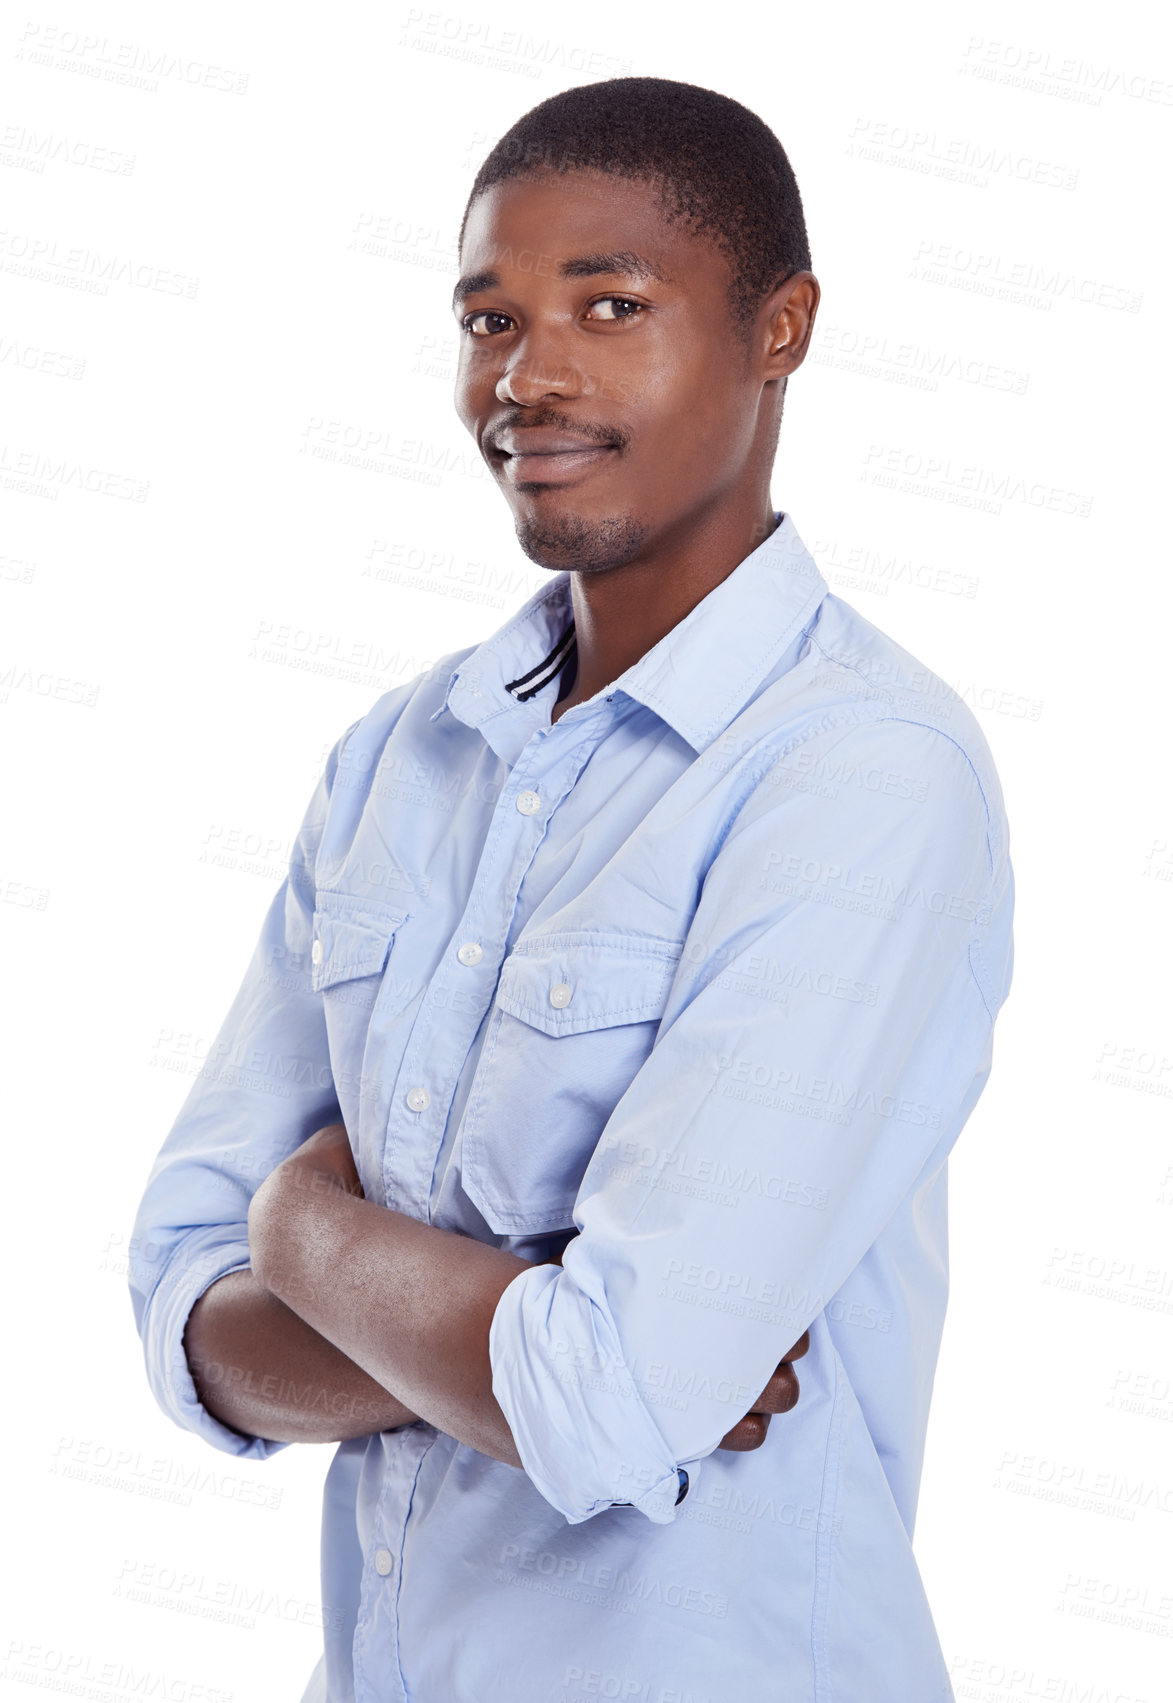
[
  {"xmin": 759, "ymin": 847, "xmax": 990, "ymax": 925},
  {"xmin": 861, "ymin": 443, "xmax": 1093, "ymax": 519},
  {"xmin": 911, "ymin": 240, "xmax": 1143, "ymax": 314},
  {"xmin": 846, "ymin": 117, "xmax": 1079, "ymax": 191},
  {"xmin": 811, "ymin": 322, "xmax": 1030, "ymax": 395},
  {"xmin": 958, "ymin": 35, "xmax": 1173, "ymax": 107}
]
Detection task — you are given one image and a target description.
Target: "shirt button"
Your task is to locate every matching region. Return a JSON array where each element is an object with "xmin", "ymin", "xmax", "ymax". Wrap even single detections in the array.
[
  {"xmin": 374, "ymin": 1548, "xmax": 394, "ymax": 1577},
  {"xmin": 516, "ymin": 790, "xmax": 541, "ymax": 815},
  {"xmin": 405, "ymin": 1086, "xmax": 431, "ymax": 1112},
  {"xmin": 549, "ymin": 982, "xmax": 573, "ymax": 1008},
  {"xmin": 457, "ymin": 942, "xmax": 483, "ymax": 966},
  {"xmin": 311, "ymin": 938, "xmax": 323, "ymax": 966}
]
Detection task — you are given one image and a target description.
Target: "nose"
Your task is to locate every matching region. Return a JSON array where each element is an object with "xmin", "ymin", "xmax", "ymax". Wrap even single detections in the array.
[{"xmin": 495, "ymin": 337, "xmax": 583, "ymax": 407}]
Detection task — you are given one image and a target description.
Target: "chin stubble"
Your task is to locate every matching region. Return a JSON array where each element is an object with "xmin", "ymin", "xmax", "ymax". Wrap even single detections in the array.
[{"xmin": 514, "ymin": 508, "xmax": 651, "ymax": 573}]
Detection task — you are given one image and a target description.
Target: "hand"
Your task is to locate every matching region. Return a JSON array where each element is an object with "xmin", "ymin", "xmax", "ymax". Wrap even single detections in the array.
[
  {"xmin": 716, "ymin": 1332, "xmax": 810, "ymax": 1450},
  {"xmin": 544, "ymin": 1236, "xmax": 809, "ymax": 1452}
]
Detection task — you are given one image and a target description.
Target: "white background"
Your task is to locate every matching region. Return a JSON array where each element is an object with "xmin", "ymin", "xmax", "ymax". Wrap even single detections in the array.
[{"xmin": 3, "ymin": 1, "xmax": 1171, "ymax": 1699}]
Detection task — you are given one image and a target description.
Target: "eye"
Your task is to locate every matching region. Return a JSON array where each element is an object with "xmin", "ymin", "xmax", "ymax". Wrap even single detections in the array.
[
  {"xmin": 586, "ymin": 296, "xmax": 645, "ymax": 322},
  {"xmin": 459, "ymin": 295, "xmax": 647, "ymax": 337},
  {"xmin": 461, "ymin": 310, "xmax": 515, "ymax": 338}
]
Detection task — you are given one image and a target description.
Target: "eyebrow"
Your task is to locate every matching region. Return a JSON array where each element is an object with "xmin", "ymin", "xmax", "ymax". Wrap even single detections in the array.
[{"xmin": 451, "ymin": 250, "xmax": 672, "ymax": 312}]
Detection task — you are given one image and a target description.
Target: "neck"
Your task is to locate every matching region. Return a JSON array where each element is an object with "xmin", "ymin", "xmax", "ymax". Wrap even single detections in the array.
[{"xmin": 549, "ymin": 498, "xmax": 779, "ymax": 725}]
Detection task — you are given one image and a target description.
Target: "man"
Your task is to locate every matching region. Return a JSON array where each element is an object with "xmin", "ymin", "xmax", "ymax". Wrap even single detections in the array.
[{"xmin": 130, "ymin": 77, "xmax": 1014, "ymax": 1702}]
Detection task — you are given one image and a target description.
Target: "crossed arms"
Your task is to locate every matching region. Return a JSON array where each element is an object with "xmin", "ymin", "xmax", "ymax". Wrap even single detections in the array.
[
  {"xmin": 183, "ymin": 1122, "xmax": 808, "ymax": 1463},
  {"xmin": 138, "ymin": 713, "xmax": 1000, "ymax": 1523}
]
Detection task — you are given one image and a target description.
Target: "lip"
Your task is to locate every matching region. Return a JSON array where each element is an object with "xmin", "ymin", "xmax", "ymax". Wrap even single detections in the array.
[
  {"xmin": 490, "ymin": 426, "xmax": 618, "ymax": 487},
  {"xmin": 496, "ymin": 428, "xmax": 612, "ymax": 456},
  {"xmin": 502, "ymin": 445, "xmax": 616, "ymax": 485}
]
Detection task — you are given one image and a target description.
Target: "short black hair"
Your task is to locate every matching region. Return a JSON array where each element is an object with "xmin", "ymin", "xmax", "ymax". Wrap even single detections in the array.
[{"xmin": 459, "ymin": 77, "xmax": 812, "ymax": 340}]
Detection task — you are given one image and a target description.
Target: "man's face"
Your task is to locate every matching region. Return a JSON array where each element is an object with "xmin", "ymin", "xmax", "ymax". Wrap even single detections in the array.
[{"xmin": 452, "ymin": 168, "xmax": 775, "ymax": 573}]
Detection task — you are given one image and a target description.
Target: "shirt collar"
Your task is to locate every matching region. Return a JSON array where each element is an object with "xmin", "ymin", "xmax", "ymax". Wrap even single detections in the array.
[{"xmin": 431, "ymin": 511, "xmax": 828, "ymax": 757}]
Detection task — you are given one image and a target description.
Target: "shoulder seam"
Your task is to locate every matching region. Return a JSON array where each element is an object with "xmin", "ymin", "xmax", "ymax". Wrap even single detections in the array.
[
  {"xmin": 807, "ymin": 632, "xmax": 999, "ymax": 878},
  {"xmin": 749, "ymin": 695, "xmax": 1002, "ymax": 1024}
]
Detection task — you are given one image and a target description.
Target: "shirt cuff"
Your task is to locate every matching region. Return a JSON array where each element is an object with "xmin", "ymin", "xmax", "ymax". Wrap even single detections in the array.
[
  {"xmin": 134, "ymin": 1234, "xmax": 290, "ymax": 1461},
  {"xmin": 488, "ymin": 1260, "xmax": 699, "ymax": 1526}
]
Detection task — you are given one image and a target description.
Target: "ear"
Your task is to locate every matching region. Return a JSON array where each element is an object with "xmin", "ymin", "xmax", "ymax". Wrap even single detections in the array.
[{"xmin": 760, "ymin": 272, "xmax": 821, "ymax": 382}]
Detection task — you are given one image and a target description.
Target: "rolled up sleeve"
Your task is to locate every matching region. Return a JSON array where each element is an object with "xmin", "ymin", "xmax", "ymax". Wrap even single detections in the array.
[
  {"xmin": 128, "ymin": 720, "xmax": 361, "ymax": 1457},
  {"xmin": 489, "ymin": 716, "xmax": 1013, "ymax": 1523}
]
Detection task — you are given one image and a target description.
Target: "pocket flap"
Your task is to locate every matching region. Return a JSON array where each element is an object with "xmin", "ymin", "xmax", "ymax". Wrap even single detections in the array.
[
  {"xmin": 311, "ymin": 892, "xmax": 410, "ymax": 992},
  {"xmin": 494, "ymin": 931, "xmax": 684, "ymax": 1037}
]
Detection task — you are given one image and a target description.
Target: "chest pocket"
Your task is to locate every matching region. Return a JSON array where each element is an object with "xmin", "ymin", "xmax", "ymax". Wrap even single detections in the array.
[
  {"xmin": 311, "ymin": 892, "xmax": 412, "ymax": 1131},
  {"xmin": 459, "ymin": 930, "xmax": 684, "ymax": 1235}
]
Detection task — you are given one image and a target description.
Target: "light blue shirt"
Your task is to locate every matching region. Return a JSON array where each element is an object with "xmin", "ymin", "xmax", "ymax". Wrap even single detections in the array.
[{"xmin": 129, "ymin": 511, "xmax": 1014, "ymax": 1703}]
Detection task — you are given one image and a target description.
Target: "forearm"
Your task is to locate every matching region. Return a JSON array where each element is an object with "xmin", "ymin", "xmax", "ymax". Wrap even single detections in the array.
[
  {"xmin": 248, "ymin": 1164, "xmax": 532, "ymax": 1468},
  {"xmin": 183, "ymin": 1267, "xmax": 422, "ymax": 1445},
  {"xmin": 242, "ymin": 1131, "xmax": 793, "ymax": 1471}
]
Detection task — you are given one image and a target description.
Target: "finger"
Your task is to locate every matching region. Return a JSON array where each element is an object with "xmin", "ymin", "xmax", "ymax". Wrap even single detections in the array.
[
  {"xmin": 779, "ymin": 1330, "xmax": 810, "ymax": 1364},
  {"xmin": 750, "ymin": 1364, "xmax": 801, "ymax": 1416},
  {"xmin": 716, "ymin": 1412, "xmax": 771, "ymax": 1451}
]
